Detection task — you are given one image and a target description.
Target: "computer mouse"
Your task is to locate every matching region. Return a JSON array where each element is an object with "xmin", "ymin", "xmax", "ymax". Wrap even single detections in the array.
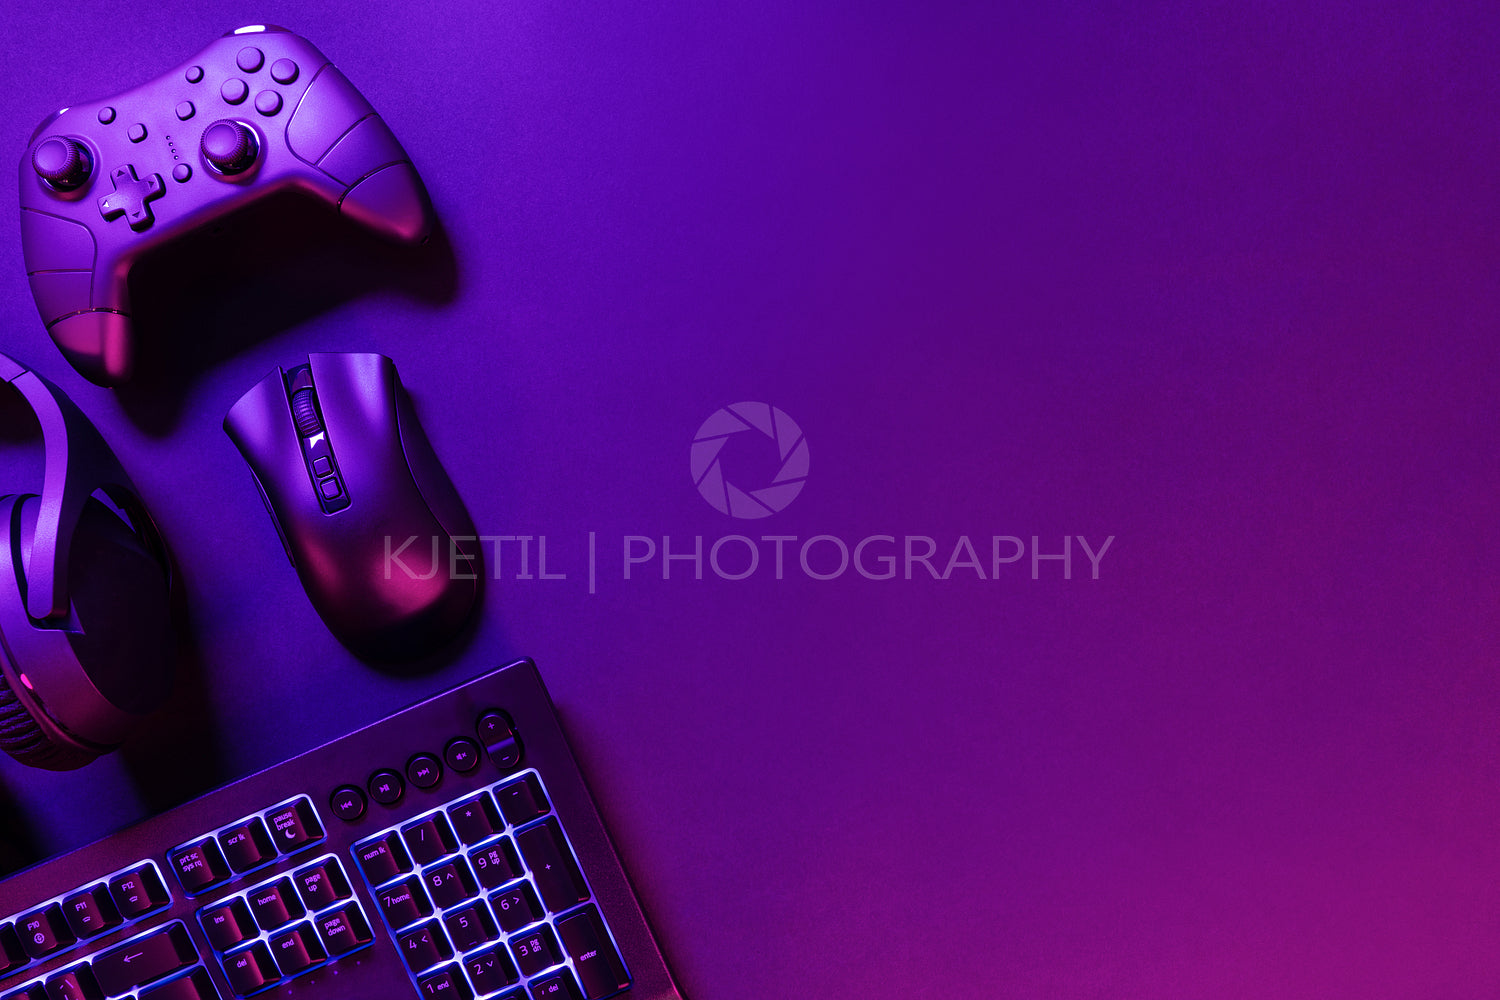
[{"xmin": 223, "ymin": 352, "xmax": 481, "ymax": 660}]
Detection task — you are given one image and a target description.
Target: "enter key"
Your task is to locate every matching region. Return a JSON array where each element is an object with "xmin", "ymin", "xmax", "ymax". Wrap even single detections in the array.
[{"xmin": 556, "ymin": 905, "xmax": 630, "ymax": 1000}]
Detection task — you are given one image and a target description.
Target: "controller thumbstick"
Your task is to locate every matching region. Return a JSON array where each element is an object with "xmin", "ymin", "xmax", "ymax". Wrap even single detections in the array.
[
  {"xmin": 32, "ymin": 136, "xmax": 93, "ymax": 190},
  {"xmin": 200, "ymin": 120, "xmax": 259, "ymax": 175}
]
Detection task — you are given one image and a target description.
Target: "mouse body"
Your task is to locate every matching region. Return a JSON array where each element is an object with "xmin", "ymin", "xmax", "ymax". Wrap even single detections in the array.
[{"xmin": 224, "ymin": 352, "xmax": 480, "ymax": 660}]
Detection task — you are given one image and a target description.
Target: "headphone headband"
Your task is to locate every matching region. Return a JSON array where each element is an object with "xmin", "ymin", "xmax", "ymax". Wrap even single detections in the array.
[{"xmin": 0, "ymin": 352, "xmax": 143, "ymax": 621}]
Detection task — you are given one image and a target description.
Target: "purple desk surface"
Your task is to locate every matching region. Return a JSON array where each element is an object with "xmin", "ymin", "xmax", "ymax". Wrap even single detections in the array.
[{"xmin": 2, "ymin": 3, "xmax": 1498, "ymax": 997}]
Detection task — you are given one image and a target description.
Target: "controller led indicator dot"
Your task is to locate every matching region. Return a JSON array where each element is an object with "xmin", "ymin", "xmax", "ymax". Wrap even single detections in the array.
[{"xmin": 233, "ymin": 25, "xmax": 266, "ymax": 34}]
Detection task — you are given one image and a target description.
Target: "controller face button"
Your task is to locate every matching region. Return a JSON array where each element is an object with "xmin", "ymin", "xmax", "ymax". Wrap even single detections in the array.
[
  {"xmin": 32, "ymin": 136, "xmax": 93, "ymax": 190},
  {"xmin": 237, "ymin": 46, "xmax": 264, "ymax": 72},
  {"xmin": 97, "ymin": 165, "xmax": 164, "ymax": 231},
  {"xmin": 221, "ymin": 78, "xmax": 249, "ymax": 104},
  {"xmin": 270, "ymin": 58, "xmax": 298, "ymax": 85},
  {"xmin": 185, "ymin": 65, "xmax": 204, "ymax": 83},
  {"xmin": 176, "ymin": 101, "xmax": 195, "ymax": 121},
  {"xmin": 172, "ymin": 164, "xmax": 192, "ymax": 183},
  {"xmin": 98, "ymin": 106, "xmax": 116, "ymax": 125},
  {"xmin": 201, "ymin": 119, "xmax": 260, "ymax": 175},
  {"xmin": 127, "ymin": 122, "xmax": 147, "ymax": 142},
  {"xmin": 254, "ymin": 90, "xmax": 282, "ymax": 116}
]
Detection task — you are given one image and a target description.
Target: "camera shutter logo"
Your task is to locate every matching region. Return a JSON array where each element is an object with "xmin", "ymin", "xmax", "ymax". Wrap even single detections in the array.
[{"xmin": 690, "ymin": 403, "xmax": 810, "ymax": 518}]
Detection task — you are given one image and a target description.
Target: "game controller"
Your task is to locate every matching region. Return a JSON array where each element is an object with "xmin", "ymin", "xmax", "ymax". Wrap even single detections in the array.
[{"xmin": 18, "ymin": 25, "xmax": 435, "ymax": 387}]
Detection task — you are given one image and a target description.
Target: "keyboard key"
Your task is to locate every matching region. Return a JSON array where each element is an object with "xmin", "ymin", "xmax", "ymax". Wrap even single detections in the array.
[
  {"xmin": 368, "ymin": 769, "xmax": 405, "ymax": 806},
  {"xmin": 469, "ymin": 839, "xmax": 522, "ymax": 890},
  {"xmin": 444, "ymin": 738, "xmax": 481, "ymax": 773},
  {"xmin": 314, "ymin": 905, "xmax": 372, "ymax": 957},
  {"xmin": 556, "ymin": 906, "xmax": 630, "ymax": 1000},
  {"xmin": 407, "ymin": 753, "xmax": 443, "ymax": 790},
  {"xmin": 424, "ymin": 859, "xmax": 477, "ymax": 909},
  {"xmin": 464, "ymin": 945, "xmax": 518, "ymax": 995},
  {"xmin": 3, "ymin": 985, "xmax": 47, "ymax": 1000},
  {"xmin": 515, "ymin": 820, "xmax": 588, "ymax": 913},
  {"xmin": 294, "ymin": 860, "xmax": 352, "ymax": 910},
  {"xmin": 509, "ymin": 924, "xmax": 562, "ymax": 978},
  {"xmin": 43, "ymin": 965, "xmax": 102, "ymax": 1000},
  {"xmin": 0, "ymin": 923, "xmax": 23, "ymax": 974},
  {"xmin": 448, "ymin": 793, "xmax": 502, "ymax": 845},
  {"xmin": 417, "ymin": 965, "xmax": 471, "ymax": 1000},
  {"xmin": 219, "ymin": 820, "xmax": 276, "ymax": 872},
  {"xmin": 488, "ymin": 881, "xmax": 542, "ymax": 934},
  {"xmin": 94, "ymin": 923, "xmax": 196, "ymax": 995},
  {"xmin": 62, "ymin": 886, "xmax": 120, "ymax": 939},
  {"xmin": 528, "ymin": 968, "xmax": 584, "ymax": 1000},
  {"xmin": 221, "ymin": 942, "xmax": 277, "ymax": 996},
  {"xmin": 248, "ymin": 878, "xmax": 304, "ymax": 932},
  {"xmin": 398, "ymin": 921, "xmax": 451, "ymax": 974},
  {"xmin": 139, "ymin": 968, "xmax": 217, "ymax": 1000},
  {"xmin": 268, "ymin": 923, "xmax": 324, "ymax": 976},
  {"xmin": 403, "ymin": 815, "xmax": 458, "ymax": 865},
  {"xmin": 109, "ymin": 867, "xmax": 169, "ymax": 918},
  {"xmin": 16, "ymin": 904, "xmax": 73, "ymax": 959},
  {"xmin": 266, "ymin": 800, "xmax": 322, "ymax": 852},
  {"xmin": 494, "ymin": 775, "xmax": 549, "ymax": 827},
  {"xmin": 355, "ymin": 832, "xmax": 412, "ymax": 886},
  {"xmin": 199, "ymin": 898, "xmax": 256, "ymax": 951},
  {"xmin": 443, "ymin": 902, "xmax": 497, "ymax": 951},
  {"xmin": 170, "ymin": 840, "xmax": 231, "ymax": 894},
  {"xmin": 376, "ymin": 877, "xmax": 432, "ymax": 929}
]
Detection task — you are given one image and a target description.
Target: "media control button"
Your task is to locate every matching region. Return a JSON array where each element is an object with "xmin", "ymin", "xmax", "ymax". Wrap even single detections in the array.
[
  {"xmin": 330, "ymin": 785, "xmax": 366, "ymax": 822},
  {"xmin": 406, "ymin": 753, "xmax": 442, "ymax": 790},
  {"xmin": 368, "ymin": 769, "xmax": 404, "ymax": 806},
  {"xmin": 444, "ymin": 738, "xmax": 481, "ymax": 774}
]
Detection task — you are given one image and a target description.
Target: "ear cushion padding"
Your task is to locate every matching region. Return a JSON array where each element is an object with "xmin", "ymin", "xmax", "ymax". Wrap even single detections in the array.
[{"xmin": 0, "ymin": 669, "xmax": 96, "ymax": 770}]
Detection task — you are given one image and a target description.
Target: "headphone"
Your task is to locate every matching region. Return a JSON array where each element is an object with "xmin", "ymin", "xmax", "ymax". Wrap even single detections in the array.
[{"xmin": 0, "ymin": 353, "xmax": 175, "ymax": 770}]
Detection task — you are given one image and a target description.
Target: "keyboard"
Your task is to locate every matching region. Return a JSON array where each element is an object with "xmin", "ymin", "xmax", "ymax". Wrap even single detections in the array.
[{"xmin": 0, "ymin": 660, "xmax": 683, "ymax": 1000}]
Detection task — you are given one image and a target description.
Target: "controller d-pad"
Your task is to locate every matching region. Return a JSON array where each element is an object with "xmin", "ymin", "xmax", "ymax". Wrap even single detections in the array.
[{"xmin": 97, "ymin": 165, "xmax": 165, "ymax": 231}]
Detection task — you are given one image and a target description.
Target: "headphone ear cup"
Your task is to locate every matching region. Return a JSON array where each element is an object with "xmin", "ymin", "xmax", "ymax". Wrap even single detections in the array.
[
  {"xmin": 0, "ymin": 670, "xmax": 97, "ymax": 770},
  {"xmin": 57, "ymin": 494, "xmax": 175, "ymax": 716},
  {"xmin": 0, "ymin": 493, "xmax": 173, "ymax": 771}
]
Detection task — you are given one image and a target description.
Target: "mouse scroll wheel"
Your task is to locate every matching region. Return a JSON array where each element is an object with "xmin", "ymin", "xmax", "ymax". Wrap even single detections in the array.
[{"xmin": 291, "ymin": 387, "xmax": 323, "ymax": 437}]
